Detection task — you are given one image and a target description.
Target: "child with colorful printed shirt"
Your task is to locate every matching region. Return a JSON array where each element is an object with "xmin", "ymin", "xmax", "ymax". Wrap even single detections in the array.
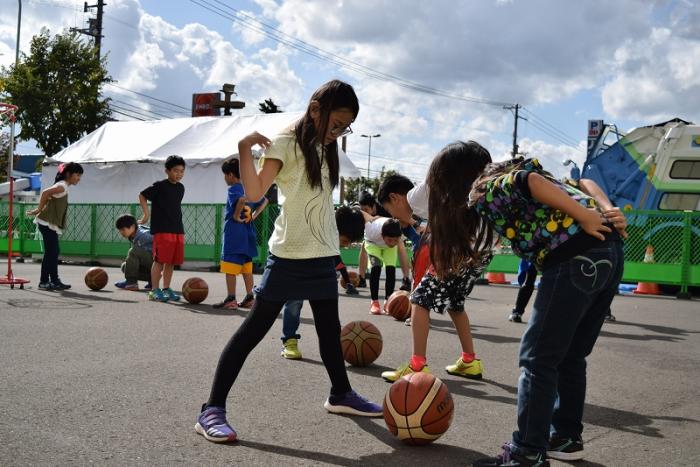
[{"xmin": 466, "ymin": 158, "xmax": 627, "ymax": 467}]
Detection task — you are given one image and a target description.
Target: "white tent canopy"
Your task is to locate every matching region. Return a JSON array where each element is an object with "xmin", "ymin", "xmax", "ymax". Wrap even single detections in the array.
[{"xmin": 44, "ymin": 112, "xmax": 361, "ymax": 203}]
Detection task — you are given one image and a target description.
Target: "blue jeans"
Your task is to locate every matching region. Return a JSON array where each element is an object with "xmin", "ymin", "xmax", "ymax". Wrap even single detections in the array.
[
  {"xmin": 511, "ymin": 237, "xmax": 624, "ymax": 456},
  {"xmin": 281, "ymin": 300, "xmax": 303, "ymax": 342}
]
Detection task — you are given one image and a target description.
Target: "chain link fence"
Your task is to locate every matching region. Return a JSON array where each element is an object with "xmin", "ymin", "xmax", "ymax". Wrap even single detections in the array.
[{"xmin": 1, "ymin": 202, "xmax": 698, "ymax": 293}]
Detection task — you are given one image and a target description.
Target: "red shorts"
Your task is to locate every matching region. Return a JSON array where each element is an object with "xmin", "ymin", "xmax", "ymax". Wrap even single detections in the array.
[
  {"xmin": 412, "ymin": 242, "xmax": 431, "ymax": 290},
  {"xmin": 153, "ymin": 233, "xmax": 185, "ymax": 265}
]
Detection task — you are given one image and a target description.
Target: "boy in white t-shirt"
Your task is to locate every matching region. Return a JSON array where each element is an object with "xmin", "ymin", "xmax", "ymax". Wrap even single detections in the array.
[{"xmin": 361, "ymin": 211, "xmax": 402, "ymax": 314}]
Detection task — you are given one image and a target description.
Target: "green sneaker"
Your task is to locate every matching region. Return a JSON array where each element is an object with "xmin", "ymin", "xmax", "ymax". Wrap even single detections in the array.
[
  {"xmin": 281, "ymin": 338, "xmax": 302, "ymax": 360},
  {"xmin": 381, "ymin": 361, "xmax": 430, "ymax": 382},
  {"xmin": 445, "ymin": 357, "xmax": 483, "ymax": 379},
  {"xmin": 163, "ymin": 287, "xmax": 180, "ymax": 302},
  {"xmin": 148, "ymin": 288, "xmax": 168, "ymax": 302}
]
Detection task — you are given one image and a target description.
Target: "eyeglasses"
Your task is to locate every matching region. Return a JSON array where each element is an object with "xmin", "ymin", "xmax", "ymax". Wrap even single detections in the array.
[{"xmin": 329, "ymin": 123, "xmax": 353, "ymax": 137}]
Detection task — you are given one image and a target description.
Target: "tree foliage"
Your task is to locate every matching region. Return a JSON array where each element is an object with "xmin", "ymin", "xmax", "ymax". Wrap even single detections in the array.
[
  {"xmin": 1, "ymin": 29, "xmax": 112, "ymax": 156},
  {"xmin": 259, "ymin": 98, "xmax": 282, "ymax": 114},
  {"xmin": 343, "ymin": 167, "xmax": 398, "ymax": 204}
]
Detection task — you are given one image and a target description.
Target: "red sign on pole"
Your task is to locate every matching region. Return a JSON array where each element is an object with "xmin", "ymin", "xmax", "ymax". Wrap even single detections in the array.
[{"xmin": 192, "ymin": 93, "xmax": 221, "ymax": 117}]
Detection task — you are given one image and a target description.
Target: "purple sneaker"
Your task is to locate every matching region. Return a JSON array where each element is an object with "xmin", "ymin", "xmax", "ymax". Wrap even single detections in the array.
[
  {"xmin": 194, "ymin": 404, "xmax": 238, "ymax": 443},
  {"xmin": 324, "ymin": 390, "xmax": 382, "ymax": 417}
]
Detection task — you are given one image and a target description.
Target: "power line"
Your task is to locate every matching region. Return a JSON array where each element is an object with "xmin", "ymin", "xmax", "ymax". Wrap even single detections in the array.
[
  {"xmin": 110, "ymin": 98, "xmax": 182, "ymax": 119},
  {"xmin": 109, "ymin": 108, "xmax": 146, "ymax": 121},
  {"xmin": 193, "ymin": 0, "xmax": 581, "ymax": 152},
  {"xmin": 523, "ymin": 117, "xmax": 580, "ymax": 150},
  {"xmin": 107, "ymin": 94, "xmax": 189, "ymax": 117},
  {"xmin": 104, "ymin": 14, "xmax": 140, "ymax": 31},
  {"xmin": 110, "ymin": 104, "xmax": 156, "ymax": 120},
  {"xmin": 358, "ymin": 101, "xmax": 514, "ymax": 139},
  {"xmin": 106, "ymin": 83, "xmax": 190, "ymax": 111},
  {"xmin": 520, "ymin": 107, "xmax": 580, "ymax": 147},
  {"xmin": 189, "ymin": 0, "xmax": 513, "ymax": 108},
  {"xmin": 345, "ymin": 150, "xmax": 431, "ymax": 168},
  {"xmin": 109, "ymin": 105, "xmax": 155, "ymax": 121}
]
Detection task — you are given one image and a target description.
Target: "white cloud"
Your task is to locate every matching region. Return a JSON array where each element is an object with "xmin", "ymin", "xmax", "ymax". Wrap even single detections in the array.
[
  {"xmin": 602, "ymin": 26, "xmax": 700, "ymax": 122},
  {"xmin": 232, "ymin": 10, "xmax": 267, "ymax": 46},
  {"xmin": 0, "ymin": 0, "xmax": 76, "ymax": 69},
  {"xmin": 517, "ymin": 138, "xmax": 587, "ymax": 179},
  {"xmin": 103, "ymin": 2, "xmax": 305, "ymax": 117},
  {"xmin": 269, "ymin": 0, "xmax": 651, "ymax": 105}
]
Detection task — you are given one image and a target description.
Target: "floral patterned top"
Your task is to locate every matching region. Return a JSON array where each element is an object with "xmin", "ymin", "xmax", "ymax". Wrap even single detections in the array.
[{"xmin": 471, "ymin": 159, "xmax": 598, "ymax": 267}]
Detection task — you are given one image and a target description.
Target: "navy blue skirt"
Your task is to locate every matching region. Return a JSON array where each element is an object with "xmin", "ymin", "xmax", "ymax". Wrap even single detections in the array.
[{"xmin": 254, "ymin": 255, "xmax": 339, "ymax": 301}]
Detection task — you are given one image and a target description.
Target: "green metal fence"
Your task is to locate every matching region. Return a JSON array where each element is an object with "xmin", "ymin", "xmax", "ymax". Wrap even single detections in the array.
[
  {"xmin": 1, "ymin": 202, "xmax": 698, "ymax": 294},
  {"xmin": 0, "ymin": 201, "xmax": 280, "ymax": 266}
]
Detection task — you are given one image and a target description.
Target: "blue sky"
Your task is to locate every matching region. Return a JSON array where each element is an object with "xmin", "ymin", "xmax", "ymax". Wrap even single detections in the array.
[{"xmin": 2, "ymin": 0, "xmax": 700, "ymax": 182}]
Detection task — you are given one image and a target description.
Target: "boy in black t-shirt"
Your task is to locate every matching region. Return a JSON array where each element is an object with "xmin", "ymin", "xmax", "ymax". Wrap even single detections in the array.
[{"xmin": 139, "ymin": 155, "xmax": 186, "ymax": 302}]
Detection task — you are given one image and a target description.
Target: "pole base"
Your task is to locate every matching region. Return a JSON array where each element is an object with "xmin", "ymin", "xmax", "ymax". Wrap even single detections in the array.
[{"xmin": 0, "ymin": 276, "xmax": 30, "ymax": 289}]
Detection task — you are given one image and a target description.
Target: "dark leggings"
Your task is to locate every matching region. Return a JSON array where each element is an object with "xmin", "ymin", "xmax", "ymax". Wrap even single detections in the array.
[
  {"xmin": 334, "ymin": 256, "xmax": 351, "ymax": 284},
  {"xmin": 370, "ymin": 265, "xmax": 395, "ymax": 300},
  {"xmin": 514, "ymin": 265, "xmax": 537, "ymax": 314},
  {"xmin": 208, "ymin": 296, "xmax": 351, "ymax": 407},
  {"xmin": 38, "ymin": 224, "xmax": 60, "ymax": 283}
]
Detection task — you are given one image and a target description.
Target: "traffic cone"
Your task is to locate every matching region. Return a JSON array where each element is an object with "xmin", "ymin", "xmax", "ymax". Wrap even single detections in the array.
[
  {"xmin": 634, "ymin": 244, "xmax": 660, "ymax": 295},
  {"xmin": 634, "ymin": 282, "xmax": 661, "ymax": 295},
  {"xmin": 486, "ymin": 272, "xmax": 509, "ymax": 284}
]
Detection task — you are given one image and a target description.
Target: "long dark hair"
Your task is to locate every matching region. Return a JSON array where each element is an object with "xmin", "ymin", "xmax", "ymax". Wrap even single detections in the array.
[
  {"xmin": 55, "ymin": 162, "xmax": 84, "ymax": 183},
  {"xmin": 294, "ymin": 80, "xmax": 359, "ymax": 190},
  {"xmin": 469, "ymin": 156, "xmax": 530, "ymax": 204},
  {"xmin": 427, "ymin": 141, "xmax": 493, "ymax": 279}
]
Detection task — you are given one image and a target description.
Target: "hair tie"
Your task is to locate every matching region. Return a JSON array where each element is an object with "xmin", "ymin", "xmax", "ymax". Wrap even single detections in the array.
[{"xmin": 57, "ymin": 163, "xmax": 66, "ymax": 174}]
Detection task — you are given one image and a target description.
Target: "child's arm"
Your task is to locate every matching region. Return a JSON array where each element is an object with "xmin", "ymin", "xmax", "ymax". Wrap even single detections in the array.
[
  {"xmin": 578, "ymin": 178, "xmax": 628, "ymax": 239},
  {"xmin": 26, "ymin": 185, "xmax": 65, "ymax": 216},
  {"xmin": 527, "ymin": 173, "xmax": 611, "ymax": 241},
  {"xmin": 251, "ymin": 197, "xmax": 269, "ymax": 221},
  {"xmin": 138, "ymin": 193, "xmax": 149, "ymax": 224},
  {"xmin": 232, "ymin": 197, "xmax": 247, "ymax": 223},
  {"xmin": 238, "ymin": 132, "xmax": 281, "ymax": 202}
]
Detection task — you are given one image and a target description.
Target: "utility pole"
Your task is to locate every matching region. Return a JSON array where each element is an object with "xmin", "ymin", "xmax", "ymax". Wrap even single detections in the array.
[
  {"xmin": 339, "ymin": 135, "xmax": 347, "ymax": 204},
  {"xmin": 504, "ymin": 103, "xmax": 523, "ymax": 158},
  {"xmin": 71, "ymin": 0, "xmax": 105, "ymax": 58},
  {"xmin": 213, "ymin": 83, "xmax": 245, "ymax": 115},
  {"xmin": 360, "ymin": 133, "xmax": 381, "ymax": 179}
]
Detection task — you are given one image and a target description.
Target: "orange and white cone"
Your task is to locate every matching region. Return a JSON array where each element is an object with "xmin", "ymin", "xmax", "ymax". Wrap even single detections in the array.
[
  {"xmin": 634, "ymin": 244, "xmax": 660, "ymax": 295},
  {"xmin": 486, "ymin": 272, "xmax": 509, "ymax": 284}
]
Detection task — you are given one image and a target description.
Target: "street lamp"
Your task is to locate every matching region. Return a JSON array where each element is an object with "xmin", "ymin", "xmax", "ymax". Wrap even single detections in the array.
[
  {"xmin": 360, "ymin": 133, "xmax": 381, "ymax": 180},
  {"xmin": 563, "ymin": 159, "xmax": 581, "ymax": 181}
]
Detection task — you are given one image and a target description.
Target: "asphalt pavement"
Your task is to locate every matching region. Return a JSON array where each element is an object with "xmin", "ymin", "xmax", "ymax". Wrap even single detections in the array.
[{"xmin": 1, "ymin": 261, "xmax": 698, "ymax": 466}]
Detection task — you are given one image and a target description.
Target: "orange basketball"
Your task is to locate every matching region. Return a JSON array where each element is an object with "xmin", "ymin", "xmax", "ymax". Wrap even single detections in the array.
[
  {"xmin": 339, "ymin": 271, "xmax": 360, "ymax": 288},
  {"xmin": 182, "ymin": 277, "xmax": 209, "ymax": 304},
  {"xmin": 84, "ymin": 267, "xmax": 108, "ymax": 291},
  {"xmin": 340, "ymin": 320, "xmax": 383, "ymax": 366},
  {"xmin": 383, "ymin": 372, "xmax": 454, "ymax": 445},
  {"xmin": 386, "ymin": 290, "xmax": 411, "ymax": 321}
]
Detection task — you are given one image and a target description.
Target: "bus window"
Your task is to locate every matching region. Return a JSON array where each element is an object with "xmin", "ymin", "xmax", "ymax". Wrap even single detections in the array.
[
  {"xmin": 669, "ymin": 160, "xmax": 700, "ymax": 179},
  {"xmin": 659, "ymin": 193, "xmax": 700, "ymax": 211}
]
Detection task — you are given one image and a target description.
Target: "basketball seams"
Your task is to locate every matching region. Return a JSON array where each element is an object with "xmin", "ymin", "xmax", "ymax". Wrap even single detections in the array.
[
  {"xmin": 341, "ymin": 321, "xmax": 382, "ymax": 366},
  {"xmin": 383, "ymin": 374, "xmax": 454, "ymax": 444},
  {"xmin": 182, "ymin": 277, "xmax": 208, "ymax": 303},
  {"xmin": 405, "ymin": 377, "xmax": 441, "ymax": 424}
]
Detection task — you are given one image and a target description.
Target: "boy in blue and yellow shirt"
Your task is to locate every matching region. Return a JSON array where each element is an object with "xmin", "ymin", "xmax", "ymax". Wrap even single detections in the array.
[{"xmin": 213, "ymin": 158, "xmax": 267, "ymax": 310}]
